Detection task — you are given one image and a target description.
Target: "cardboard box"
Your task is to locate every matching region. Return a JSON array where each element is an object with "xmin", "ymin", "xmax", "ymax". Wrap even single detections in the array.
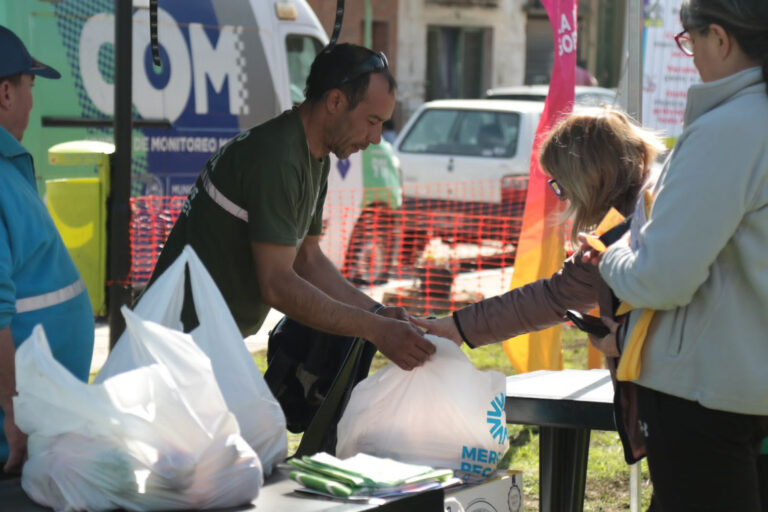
[{"xmin": 445, "ymin": 470, "xmax": 523, "ymax": 512}]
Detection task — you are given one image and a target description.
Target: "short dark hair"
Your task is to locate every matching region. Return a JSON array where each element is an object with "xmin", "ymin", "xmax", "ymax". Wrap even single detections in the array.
[
  {"xmin": 0, "ymin": 73, "xmax": 22, "ymax": 86},
  {"xmin": 304, "ymin": 43, "xmax": 396, "ymax": 110}
]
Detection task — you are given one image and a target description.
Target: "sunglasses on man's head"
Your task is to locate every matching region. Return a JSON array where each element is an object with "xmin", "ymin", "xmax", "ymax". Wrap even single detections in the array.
[{"xmin": 339, "ymin": 51, "xmax": 388, "ymax": 85}]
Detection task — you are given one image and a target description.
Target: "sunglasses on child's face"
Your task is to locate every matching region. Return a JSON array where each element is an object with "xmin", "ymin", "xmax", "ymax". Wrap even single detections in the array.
[{"xmin": 548, "ymin": 179, "xmax": 566, "ymax": 201}]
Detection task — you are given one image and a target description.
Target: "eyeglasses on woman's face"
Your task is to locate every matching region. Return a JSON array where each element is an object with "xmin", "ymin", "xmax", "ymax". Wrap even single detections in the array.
[
  {"xmin": 675, "ymin": 30, "xmax": 694, "ymax": 56},
  {"xmin": 547, "ymin": 179, "xmax": 566, "ymax": 201}
]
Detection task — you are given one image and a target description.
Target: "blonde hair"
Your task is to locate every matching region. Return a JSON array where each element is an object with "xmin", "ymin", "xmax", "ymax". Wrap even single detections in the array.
[{"xmin": 539, "ymin": 109, "xmax": 665, "ymax": 241}]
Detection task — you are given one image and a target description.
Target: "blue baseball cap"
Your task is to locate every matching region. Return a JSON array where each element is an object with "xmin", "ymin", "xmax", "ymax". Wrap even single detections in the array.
[{"xmin": 0, "ymin": 25, "xmax": 61, "ymax": 79}]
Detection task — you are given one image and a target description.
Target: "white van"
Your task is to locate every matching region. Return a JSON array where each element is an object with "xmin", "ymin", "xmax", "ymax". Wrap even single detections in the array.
[
  {"xmin": 0, "ymin": 0, "xmax": 401, "ymax": 290},
  {"xmin": 393, "ymin": 99, "xmax": 543, "ymax": 254}
]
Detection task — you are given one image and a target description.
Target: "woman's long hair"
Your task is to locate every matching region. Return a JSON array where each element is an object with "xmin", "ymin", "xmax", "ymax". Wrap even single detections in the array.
[{"xmin": 539, "ymin": 109, "xmax": 665, "ymax": 241}]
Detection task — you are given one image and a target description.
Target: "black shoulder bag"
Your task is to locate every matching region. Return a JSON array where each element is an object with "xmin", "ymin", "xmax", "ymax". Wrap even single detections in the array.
[{"xmin": 264, "ymin": 316, "xmax": 377, "ymax": 456}]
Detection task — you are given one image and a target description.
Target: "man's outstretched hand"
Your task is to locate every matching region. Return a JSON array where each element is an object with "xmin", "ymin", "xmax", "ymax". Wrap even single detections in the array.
[
  {"xmin": 369, "ymin": 317, "xmax": 435, "ymax": 371},
  {"xmin": 374, "ymin": 305, "xmax": 409, "ymax": 322}
]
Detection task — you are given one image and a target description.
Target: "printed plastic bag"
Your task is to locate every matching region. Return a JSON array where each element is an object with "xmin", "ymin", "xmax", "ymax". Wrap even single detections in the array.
[
  {"xmin": 14, "ymin": 312, "xmax": 262, "ymax": 511},
  {"xmin": 97, "ymin": 246, "xmax": 286, "ymax": 474},
  {"xmin": 336, "ymin": 335, "xmax": 509, "ymax": 480}
]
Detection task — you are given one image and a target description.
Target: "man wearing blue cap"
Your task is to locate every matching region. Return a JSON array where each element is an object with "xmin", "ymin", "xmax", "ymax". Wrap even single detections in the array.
[{"xmin": 0, "ymin": 25, "xmax": 94, "ymax": 474}]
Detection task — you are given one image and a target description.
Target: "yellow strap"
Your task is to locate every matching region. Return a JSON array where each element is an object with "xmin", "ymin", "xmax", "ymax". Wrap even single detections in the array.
[
  {"xmin": 615, "ymin": 301, "xmax": 635, "ymax": 316},
  {"xmin": 595, "ymin": 207, "xmax": 626, "ymax": 236},
  {"xmin": 616, "ymin": 308, "xmax": 655, "ymax": 381},
  {"xmin": 584, "ymin": 234, "xmax": 607, "ymax": 253},
  {"xmin": 583, "ymin": 207, "xmax": 626, "ymax": 253},
  {"xmin": 584, "ymin": 200, "xmax": 658, "ymax": 380},
  {"xmin": 614, "ymin": 188, "xmax": 657, "ymax": 380},
  {"xmin": 644, "ymin": 189, "xmax": 653, "ymax": 218}
]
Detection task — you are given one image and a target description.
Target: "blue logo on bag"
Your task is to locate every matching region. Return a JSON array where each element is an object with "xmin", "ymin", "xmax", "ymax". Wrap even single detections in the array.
[{"xmin": 487, "ymin": 393, "xmax": 508, "ymax": 445}]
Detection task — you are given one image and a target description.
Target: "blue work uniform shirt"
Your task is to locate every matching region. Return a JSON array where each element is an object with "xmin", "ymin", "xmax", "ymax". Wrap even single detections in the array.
[{"xmin": 0, "ymin": 125, "xmax": 94, "ymax": 461}]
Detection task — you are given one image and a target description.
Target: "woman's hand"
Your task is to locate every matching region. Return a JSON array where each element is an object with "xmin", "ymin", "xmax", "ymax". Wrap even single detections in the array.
[{"xmin": 409, "ymin": 316, "xmax": 463, "ymax": 346}]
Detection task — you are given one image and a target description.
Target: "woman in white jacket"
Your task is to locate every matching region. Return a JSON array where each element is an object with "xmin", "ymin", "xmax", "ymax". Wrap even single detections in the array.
[{"xmin": 596, "ymin": 1, "xmax": 768, "ymax": 509}]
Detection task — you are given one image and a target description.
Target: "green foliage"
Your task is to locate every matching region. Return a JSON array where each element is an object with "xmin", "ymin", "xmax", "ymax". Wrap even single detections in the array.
[{"xmin": 253, "ymin": 325, "xmax": 654, "ymax": 510}]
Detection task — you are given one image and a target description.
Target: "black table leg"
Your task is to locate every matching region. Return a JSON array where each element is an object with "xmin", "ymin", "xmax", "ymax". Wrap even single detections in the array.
[{"xmin": 539, "ymin": 426, "xmax": 591, "ymax": 512}]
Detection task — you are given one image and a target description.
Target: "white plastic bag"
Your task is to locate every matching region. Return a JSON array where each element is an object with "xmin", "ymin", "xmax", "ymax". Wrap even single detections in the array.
[
  {"xmin": 336, "ymin": 335, "xmax": 509, "ymax": 480},
  {"xmin": 96, "ymin": 245, "xmax": 287, "ymax": 474},
  {"xmin": 14, "ymin": 313, "xmax": 262, "ymax": 511}
]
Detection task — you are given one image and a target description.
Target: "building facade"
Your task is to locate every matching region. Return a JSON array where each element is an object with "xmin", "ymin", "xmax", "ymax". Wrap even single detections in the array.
[{"xmin": 308, "ymin": 0, "xmax": 617, "ymax": 127}]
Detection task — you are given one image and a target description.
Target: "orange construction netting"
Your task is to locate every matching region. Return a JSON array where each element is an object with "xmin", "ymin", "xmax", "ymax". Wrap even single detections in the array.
[{"xmin": 129, "ymin": 179, "xmax": 546, "ymax": 316}]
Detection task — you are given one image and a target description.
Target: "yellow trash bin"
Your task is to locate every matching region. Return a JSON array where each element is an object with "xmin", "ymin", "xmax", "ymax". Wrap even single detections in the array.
[{"xmin": 46, "ymin": 141, "xmax": 114, "ymax": 316}]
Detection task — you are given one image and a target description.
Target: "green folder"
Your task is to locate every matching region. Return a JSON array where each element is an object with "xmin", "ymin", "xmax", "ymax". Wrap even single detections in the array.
[
  {"xmin": 288, "ymin": 452, "xmax": 455, "ymax": 499},
  {"xmin": 290, "ymin": 470, "xmax": 355, "ymax": 498}
]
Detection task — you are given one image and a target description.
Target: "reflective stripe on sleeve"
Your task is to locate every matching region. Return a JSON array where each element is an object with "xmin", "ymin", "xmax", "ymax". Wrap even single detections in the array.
[
  {"xmin": 200, "ymin": 168, "xmax": 249, "ymax": 222},
  {"xmin": 16, "ymin": 278, "xmax": 87, "ymax": 314}
]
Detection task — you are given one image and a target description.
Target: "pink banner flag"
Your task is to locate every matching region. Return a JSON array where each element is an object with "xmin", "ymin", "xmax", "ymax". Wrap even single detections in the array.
[{"xmin": 503, "ymin": 0, "xmax": 578, "ymax": 372}]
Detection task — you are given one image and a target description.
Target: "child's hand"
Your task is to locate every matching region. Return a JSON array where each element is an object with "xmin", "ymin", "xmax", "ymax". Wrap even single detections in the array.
[{"xmin": 576, "ymin": 232, "xmax": 604, "ymax": 266}]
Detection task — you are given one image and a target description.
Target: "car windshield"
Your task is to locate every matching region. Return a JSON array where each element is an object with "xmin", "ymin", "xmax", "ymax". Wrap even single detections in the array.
[
  {"xmin": 486, "ymin": 89, "xmax": 616, "ymax": 107},
  {"xmin": 399, "ymin": 108, "xmax": 520, "ymax": 158},
  {"xmin": 486, "ymin": 93, "xmax": 547, "ymax": 102}
]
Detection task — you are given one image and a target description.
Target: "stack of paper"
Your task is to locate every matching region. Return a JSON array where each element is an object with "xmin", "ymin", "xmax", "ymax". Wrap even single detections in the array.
[{"xmin": 288, "ymin": 452, "xmax": 458, "ymax": 499}]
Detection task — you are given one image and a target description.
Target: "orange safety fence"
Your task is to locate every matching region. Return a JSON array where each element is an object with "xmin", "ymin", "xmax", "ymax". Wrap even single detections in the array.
[
  {"xmin": 129, "ymin": 178, "xmax": 565, "ymax": 316},
  {"xmin": 130, "ymin": 196, "xmax": 186, "ymax": 284}
]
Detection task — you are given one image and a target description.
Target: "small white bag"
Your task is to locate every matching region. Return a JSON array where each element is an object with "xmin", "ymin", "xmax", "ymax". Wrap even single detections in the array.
[
  {"xmin": 96, "ymin": 246, "xmax": 287, "ymax": 474},
  {"xmin": 15, "ymin": 312, "xmax": 262, "ymax": 511},
  {"xmin": 336, "ymin": 335, "xmax": 509, "ymax": 480}
]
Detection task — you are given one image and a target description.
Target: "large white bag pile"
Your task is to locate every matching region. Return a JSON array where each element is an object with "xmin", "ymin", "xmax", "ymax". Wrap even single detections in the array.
[
  {"xmin": 96, "ymin": 246, "xmax": 287, "ymax": 474},
  {"xmin": 15, "ymin": 309, "xmax": 262, "ymax": 511},
  {"xmin": 336, "ymin": 335, "xmax": 509, "ymax": 480}
]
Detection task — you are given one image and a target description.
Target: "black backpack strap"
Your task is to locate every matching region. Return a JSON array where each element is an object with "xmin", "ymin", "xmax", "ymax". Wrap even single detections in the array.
[{"xmin": 293, "ymin": 337, "xmax": 366, "ymax": 458}]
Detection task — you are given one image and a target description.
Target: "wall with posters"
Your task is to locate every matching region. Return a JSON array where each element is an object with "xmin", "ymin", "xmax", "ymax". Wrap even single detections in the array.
[{"xmin": 641, "ymin": 0, "xmax": 699, "ymax": 143}]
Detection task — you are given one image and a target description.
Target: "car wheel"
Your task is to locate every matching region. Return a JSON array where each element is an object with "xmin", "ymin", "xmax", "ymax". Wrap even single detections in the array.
[{"xmin": 343, "ymin": 208, "xmax": 397, "ymax": 285}]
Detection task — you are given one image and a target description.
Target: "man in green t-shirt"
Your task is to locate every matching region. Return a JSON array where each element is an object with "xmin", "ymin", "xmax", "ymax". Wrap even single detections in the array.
[{"xmin": 150, "ymin": 44, "xmax": 435, "ymax": 371}]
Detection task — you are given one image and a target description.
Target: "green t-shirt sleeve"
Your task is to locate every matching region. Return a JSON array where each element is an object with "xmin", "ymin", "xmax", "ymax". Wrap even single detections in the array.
[
  {"xmin": 307, "ymin": 182, "xmax": 327, "ymax": 236},
  {"xmin": 245, "ymin": 159, "xmax": 302, "ymax": 247}
]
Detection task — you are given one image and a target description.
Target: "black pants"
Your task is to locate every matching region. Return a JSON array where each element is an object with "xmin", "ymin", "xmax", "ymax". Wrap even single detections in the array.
[
  {"xmin": 760, "ymin": 454, "xmax": 768, "ymax": 512},
  {"xmin": 637, "ymin": 385, "xmax": 768, "ymax": 512}
]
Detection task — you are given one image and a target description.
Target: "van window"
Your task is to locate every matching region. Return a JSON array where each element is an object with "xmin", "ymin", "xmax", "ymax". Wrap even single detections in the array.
[
  {"xmin": 400, "ymin": 108, "xmax": 520, "ymax": 158},
  {"xmin": 286, "ymin": 35, "xmax": 324, "ymax": 104},
  {"xmin": 399, "ymin": 109, "xmax": 460, "ymax": 154}
]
